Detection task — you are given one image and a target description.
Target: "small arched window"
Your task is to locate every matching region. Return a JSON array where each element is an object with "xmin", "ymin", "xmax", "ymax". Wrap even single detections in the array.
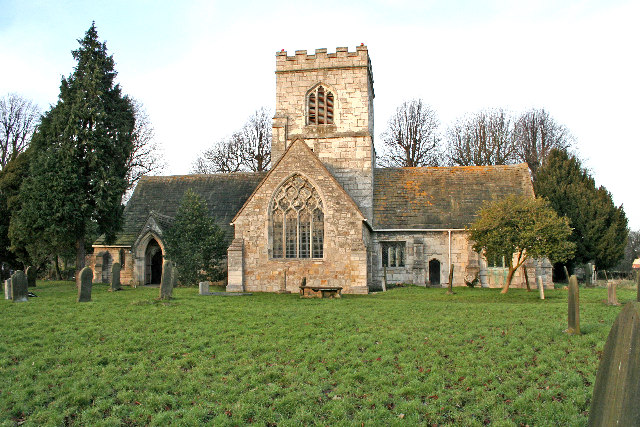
[
  {"xmin": 271, "ymin": 175, "xmax": 324, "ymax": 259},
  {"xmin": 308, "ymin": 85, "xmax": 334, "ymax": 125}
]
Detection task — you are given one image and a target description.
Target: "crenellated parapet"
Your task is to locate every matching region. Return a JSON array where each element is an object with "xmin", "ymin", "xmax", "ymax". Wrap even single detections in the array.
[{"xmin": 275, "ymin": 45, "xmax": 373, "ymax": 91}]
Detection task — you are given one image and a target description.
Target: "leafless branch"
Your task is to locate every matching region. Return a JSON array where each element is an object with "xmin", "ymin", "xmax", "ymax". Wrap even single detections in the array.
[
  {"xmin": 0, "ymin": 93, "xmax": 40, "ymax": 170},
  {"xmin": 379, "ymin": 99, "xmax": 441, "ymax": 167}
]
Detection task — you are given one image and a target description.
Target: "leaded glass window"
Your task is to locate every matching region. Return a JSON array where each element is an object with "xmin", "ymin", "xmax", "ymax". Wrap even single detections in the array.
[
  {"xmin": 381, "ymin": 242, "xmax": 406, "ymax": 268},
  {"xmin": 271, "ymin": 175, "xmax": 324, "ymax": 259},
  {"xmin": 307, "ymin": 85, "xmax": 334, "ymax": 125}
]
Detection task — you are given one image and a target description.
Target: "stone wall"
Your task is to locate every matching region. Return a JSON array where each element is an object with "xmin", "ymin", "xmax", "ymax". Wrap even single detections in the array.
[
  {"xmin": 370, "ymin": 231, "xmax": 550, "ymax": 290},
  {"xmin": 229, "ymin": 140, "xmax": 369, "ymax": 294},
  {"xmin": 272, "ymin": 46, "xmax": 375, "ymax": 220},
  {"xmin": 87, "ymin": 247, "xmax": 134, "ymax": 285}
]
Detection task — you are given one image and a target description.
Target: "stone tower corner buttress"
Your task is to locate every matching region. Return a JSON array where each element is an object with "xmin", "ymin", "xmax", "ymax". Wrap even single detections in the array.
[{"xmin": 271, "ymin": 45, "xmax": 375, "ymax": 220}]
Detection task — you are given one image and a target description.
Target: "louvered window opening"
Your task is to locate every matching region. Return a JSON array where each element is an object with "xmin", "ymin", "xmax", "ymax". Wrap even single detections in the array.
[
  {"xmin": 272, "ymin": 175, "xmax": 324, "ymax": 259},
  {"xmin": 308, "ymin": 86, "xmax": 334, "ymax": 125}
]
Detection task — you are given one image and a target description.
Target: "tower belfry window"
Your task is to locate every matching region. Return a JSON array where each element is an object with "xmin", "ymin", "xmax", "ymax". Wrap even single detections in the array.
[{"xmin": 308, "ymin": 86, "xmax": 334, "ymax": 125}]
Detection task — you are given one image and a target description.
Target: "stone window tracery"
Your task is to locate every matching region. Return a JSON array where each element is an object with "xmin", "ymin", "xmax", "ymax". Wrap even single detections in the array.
[
  {"xmin": 271, "ymin": 175, "xmax": 324, "ymax": 259},
  {"xmin": 381, "ymin": 242, "xmax": 405, "ymax": 268},
  {"xmin": 308, "ymin": 85, "xmax": 334, "ymax": 125}
]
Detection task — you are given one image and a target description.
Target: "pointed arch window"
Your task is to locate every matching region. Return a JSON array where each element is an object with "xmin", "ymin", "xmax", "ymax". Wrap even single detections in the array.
[
  {"xmin": 271, "ymin": 175, "xmax": 324, "ymax": 259},
  {"xmin": 308, "ymin": 85, "xmax": 334, "ymax": 125}
]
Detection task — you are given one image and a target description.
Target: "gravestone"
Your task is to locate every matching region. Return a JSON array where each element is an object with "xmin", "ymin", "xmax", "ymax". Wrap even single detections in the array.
[
  {"xmin": 199, "ymin": 281, "xmax": 209, "ymax": 295},
  {"xmin": 563, "ymin": 265, "xmax": 570, "ymax": 283},
  {"xmin": 566, "ymin": 275, "xmax": 581, "ymax": 335},
  {"xmin": 636, "ymin": 271, "xmax": 640, "ymax": 302},
  {"xmin": 171, "ymin": 265, "xmax": 179, "ymax": 289},
  {"xmin": 537, "ymin": 276, "xmax": 545, "ymax": 300},
  {"xmin": 607, "ymin": 281, "xmax": 619, "ymax": 306},
  {"xmin": 159, "ymin": 261, "xmax": 173, "ymax": 300},
  {"xmin": 446, "ymin": 264, "xmax": 454, "ymax": 295},
  {"xmin": 4, "ymin": 278, "xmax": 11, "ymax": 300},
  {"xmin": 26, "ymin": 266, "xmax": 36, "ymax": 288},
  {"xmin": 588, "ymin": 302, "xmax": 640, "ymax": 426},
  {"xmin": 586, "ymin": 263, "xmax": 593, "ymax": 287},
  {"xmin": 111, "ymin": 262, "xmax": 121, "ymax": 291},
  {"xmin": 77, "ymin": 267, "xmax": 93, "ymax": 302},
  {"xmin": 11, "ymin": 271, "xmax": 28, "ymax": 302}
]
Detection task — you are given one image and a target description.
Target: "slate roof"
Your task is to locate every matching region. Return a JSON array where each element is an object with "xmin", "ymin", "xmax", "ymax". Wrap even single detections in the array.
[
  {"xmin": 94, "ymin": 173, "xmax": 267, "ymax": 246},
  {"xmin": 373, "ymin": 164, "xmax": 534, "ymax": 229}
]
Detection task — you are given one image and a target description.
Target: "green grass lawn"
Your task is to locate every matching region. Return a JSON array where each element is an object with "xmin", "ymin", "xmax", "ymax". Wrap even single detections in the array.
[{"xmin": 0, "ymin": 282, "xmax": 635, "ymax": 426}]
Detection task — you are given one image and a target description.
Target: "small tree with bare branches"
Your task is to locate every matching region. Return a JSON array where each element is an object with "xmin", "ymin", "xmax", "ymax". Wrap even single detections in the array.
[
  {"xmin": 379, "ymin": 99, "xmax": 441, "ymax": 167},
  {"xmin": 192, "ymin": 108, "xmax": 272, "ymax": 173},
  {"xmin": 0, "ymin": 93, "xmax": 40, "ymax": 170}
]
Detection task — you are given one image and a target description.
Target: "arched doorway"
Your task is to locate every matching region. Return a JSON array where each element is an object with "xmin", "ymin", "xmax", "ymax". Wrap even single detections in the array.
[
  {"xmin": 102, "ymin": 252, "xmax": 112, "ymax": 283},
  {"xmin": 145, "ymin": 239, "xmax": 163, "ymax": 285},
  {"xmin": 429, "ymin": 259, "xmax": 441, "ymax": 286}
]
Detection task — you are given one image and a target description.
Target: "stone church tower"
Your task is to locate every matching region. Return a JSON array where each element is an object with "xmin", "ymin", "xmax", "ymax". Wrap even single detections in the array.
[{"xmin": 271, "ymin": 45, "xmax": 375, "ymax": 220}]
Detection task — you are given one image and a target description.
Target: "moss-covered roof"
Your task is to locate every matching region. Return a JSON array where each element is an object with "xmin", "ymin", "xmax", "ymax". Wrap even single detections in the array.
[
  {"xmin": 95, "ymin": 173, "xmax": 266, "ymax": 246},
  {"xmin": 373, "ymin": 164, "xmax": 534, "ymax": 229}
]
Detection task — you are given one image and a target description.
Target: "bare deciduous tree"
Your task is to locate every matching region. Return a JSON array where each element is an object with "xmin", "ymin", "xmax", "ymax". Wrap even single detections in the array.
[
  {"xmin": 192, "ymin": 108, "xmax": 272, "ymax": 173},
  {"xmin": 124, "ymin": 100, "xmax": 165, "ymax": 201},
  {"xmin": 239, "ymin": 107, "xmax": 271, "ymax": 172},
  {"xmin": 447, "ymin": 109, "xmax": 516, "ymax": 166},
  {"xmin": 0, "ymin": 93, "xmax": 40, "ymax": 170},
  {"xmin": 514, "ymin": 108, "xmax": 572, "ymax": 180},
  {"xmin": 379, "ymin": 99, "xmax": 441, "ymax": 167}
]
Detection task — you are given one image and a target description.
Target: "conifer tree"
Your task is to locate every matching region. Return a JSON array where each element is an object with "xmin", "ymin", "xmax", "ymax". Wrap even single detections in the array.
[
  {"xmin": 164, "ymin": 189, "xmax": 226, "ymax": 286},
  {"xmin": 534, "ymin": 148, "xmax": 628, "ymax": 270},
  {"xmin": 10, "ymin": 23, "xmax": 135, "ymax": 275}
]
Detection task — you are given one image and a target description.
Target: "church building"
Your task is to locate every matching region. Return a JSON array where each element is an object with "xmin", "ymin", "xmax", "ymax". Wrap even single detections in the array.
[{"xmin": 90, "ymin": 45, "xmax": 550, "ymax": 292}]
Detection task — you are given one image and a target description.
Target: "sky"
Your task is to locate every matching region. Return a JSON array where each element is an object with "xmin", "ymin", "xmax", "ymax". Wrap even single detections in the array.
[{"xmin": 1, "ymin": 0, "xmax": 638, "ymax": 229}]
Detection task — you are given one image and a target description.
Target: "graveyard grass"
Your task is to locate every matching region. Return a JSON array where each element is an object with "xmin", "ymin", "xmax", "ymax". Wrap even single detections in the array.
[{"xmin": 1, "ymin": 282, "xmax": 636, "ymax": 426}]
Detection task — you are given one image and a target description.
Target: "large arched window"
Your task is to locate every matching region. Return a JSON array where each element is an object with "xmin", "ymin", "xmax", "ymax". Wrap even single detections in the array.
[
  {"xmin": 272, "ymin": 175, "xmax": 324, "ymax": 259},
  {"xmin": 307, "ymin": 85, "xmax": 334, "ymax": 125}
]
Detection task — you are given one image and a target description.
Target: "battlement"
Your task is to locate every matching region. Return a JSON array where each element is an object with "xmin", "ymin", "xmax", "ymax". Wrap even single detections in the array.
[{"xmin": 275, "ymin": 45, "xmax": 371, "ymax": 73}]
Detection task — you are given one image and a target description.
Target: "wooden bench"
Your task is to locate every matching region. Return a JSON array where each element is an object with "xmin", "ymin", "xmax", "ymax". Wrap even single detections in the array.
[{"xmin": 299, "ymin": 286, "xmax": 343, "ymax": 299}]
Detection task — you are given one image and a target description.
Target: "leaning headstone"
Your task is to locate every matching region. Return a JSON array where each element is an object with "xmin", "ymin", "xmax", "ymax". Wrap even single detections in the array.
[
  {"xmin": 199, "ymin": 281, "xmax": 210, "ymax": 295},
  {"xmin": 77, "ymin": 267, "xmax": 93, "ymax": 302},
  {"xmin": 4, "ymin": 278, "xmax": 11, "ymax": 300},
  {"xmin": 26, "ymin": 266, "xmax": 36, "ymax": 288},
  {"xmin": 588, "ymin": 302, "xmax": 640, "ymax": 426},
  {"xmin": 566, "ymin": 275, "xmax": 581, "ymax": 335},
  {"xmin": 159, "ymin": 261, "xmax": 173, "ymax": 300},
  {"xmin": 563, "ymin": 265, "xmax": 570, "ymax": 283},
  {"xmin": 11, "ymin": 271, "xmax": 28, "ymax": 302},
  {"xmin": 606, "ymin": 281, "xmax": 619, "ymax": 306},
  {"xmin": 110, "ymin": 262, "xmax": 121, "ymax": 291},
  {"xmin": 537, "ymin": 276, "xmax": 545, "ymax": 300}
]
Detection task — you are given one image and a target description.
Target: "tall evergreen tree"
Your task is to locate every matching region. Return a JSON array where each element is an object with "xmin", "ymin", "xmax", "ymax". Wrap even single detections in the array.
[
  {"xmin": 534, "ymin": 148, "xmax": 628, "ymax": 270},
  {"xmin": 10, "ymin": 23, "xmax": 135, "ymax": 275}
]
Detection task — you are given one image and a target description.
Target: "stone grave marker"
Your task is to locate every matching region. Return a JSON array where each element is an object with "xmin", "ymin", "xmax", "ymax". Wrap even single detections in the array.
[
  {"xmin": 110, "ymin": 262, "xmax": 121, "ymax": 291},
  {"xmin": 171, "ymin": 265, "xmax": 179, "ymax": 289},
  {"xmin": 4, "ymin": 278, "xmax": 11, "ymax": 300},
  {"xmin": 636, "ymin": 271, "xmax": 640, "ymax": 302},
  {"xmin": 77, "ymin": 267, "xmax": 93, "ymax": 302},
  {"xmin": 199, "ymin": 281, "xmax": 210, "ymax": 295},
  {"xmin": 160, "ymin": 260, "xmax": 173, "ymax": 300},
  {"xmin": 586, "ymin": 263, "xmax": 593, "ymax": 287},
  {"xmin": 11, "ymin": 271, "xmax": 28, "ymax": 302},
  {"xmin": 607, "ymin": 281, "xmax": 619, "ymax": 306},
  {"xmin": 537, "ymin": 276, "xmax": 545, "ymax": 300},
  {"xmin": 26, "ymin": 266, "xmax": 36, "ymax": 288},
  {"xmin": 588, "ymin": 302, "xmax": 640, "ymax": 426},
  {"xmin": 566, "ymin": 275, "xmax": 581, "ymax": 335}
]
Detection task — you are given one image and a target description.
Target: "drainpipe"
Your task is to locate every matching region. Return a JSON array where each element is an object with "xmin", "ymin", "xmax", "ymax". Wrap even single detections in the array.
[{"xmin": 448, "ymin": 230, "xmax": 452, "ymax": 276}]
